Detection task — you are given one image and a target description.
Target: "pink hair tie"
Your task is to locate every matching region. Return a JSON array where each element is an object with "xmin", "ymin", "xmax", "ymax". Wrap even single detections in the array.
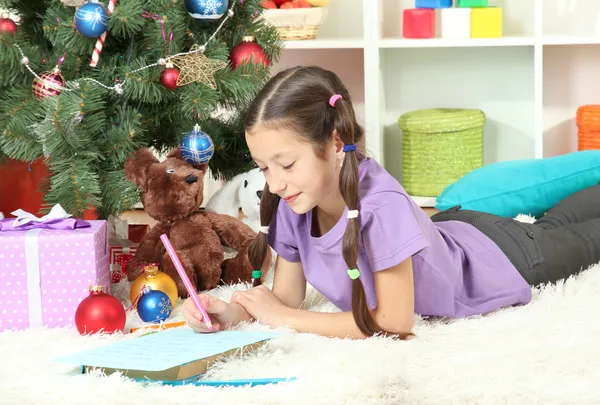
[{"xmin": 329, "ymin": 94, "xmax": 342, "ymax": 107}]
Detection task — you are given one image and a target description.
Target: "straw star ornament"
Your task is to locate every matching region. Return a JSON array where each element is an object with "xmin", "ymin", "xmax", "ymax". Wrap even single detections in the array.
[{"xmin": 170, "ymin": 45, "xmax": 227, "ymax": 89}]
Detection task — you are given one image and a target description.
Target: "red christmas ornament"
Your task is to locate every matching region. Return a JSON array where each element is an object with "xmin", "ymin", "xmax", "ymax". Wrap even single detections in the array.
[
  {"xmin": 74, "ymin": 285, "xmax": 126, "ymax": 335},
  {"xmin": 0, "ymin": 17, "xmax": 17, "ymax": 35},
  {"xmin": 160, "ymin": 62, "xmax": 180, "ymax": 90},
  {"xmin": 32, "ymin": 69, "xmax": 65, "ymax": 99},
  {"xmin": 229, "ymin": 36, "xmax": 271, "ymax": 69}
]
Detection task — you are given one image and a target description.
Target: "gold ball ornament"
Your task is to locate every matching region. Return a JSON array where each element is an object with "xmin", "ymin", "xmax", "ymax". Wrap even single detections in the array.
[{"xmin": 129, "ymin": 264, "xmax": 178, "ymax": 309}]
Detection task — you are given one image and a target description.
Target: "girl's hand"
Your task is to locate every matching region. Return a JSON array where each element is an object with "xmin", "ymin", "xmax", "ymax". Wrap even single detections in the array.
[
  {"xmin": 183, "ymin": 294, "xmax": 238, "ymax": 333},
  {"xmin": 232, "ymin": 285, "xmax": 291, "ymax": 328}
]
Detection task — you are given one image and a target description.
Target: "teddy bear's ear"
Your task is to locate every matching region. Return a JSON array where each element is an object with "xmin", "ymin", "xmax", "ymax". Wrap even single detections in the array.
[
  {"xmin": 167, "ymin": 146, "xmax": 209, "ymax": 174},
  {"xmin": 124, "ymin": 148, "xmax": 158, "ymax": 191},
  {"xmin": 166, "ymin": 147, "xmax": 183, "ymax": 160}
]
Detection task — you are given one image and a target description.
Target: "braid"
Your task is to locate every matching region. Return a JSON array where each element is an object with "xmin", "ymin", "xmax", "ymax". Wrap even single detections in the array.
[
  {"xmin": 335, "ymin": 97, "xmax": 411, "ymax": 339},
  {"xmin": 243, "ymin": 66, "xmax": 412, "ymax": 338},
  {"xmin": 248, "ymin": 183, "xmax": 280, "ymax": 276}
]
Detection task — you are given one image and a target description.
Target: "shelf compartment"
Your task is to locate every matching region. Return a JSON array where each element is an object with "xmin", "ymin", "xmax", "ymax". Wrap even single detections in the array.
[
  {"xmin": 543, "ymin": 0, "xmax": 600, "ymax": 37},
  {"xmin": 308, "ymin": 0, "xmax": 364, "ymax": 42},
  {"xmin": 380, "ymin": 0, "xmax": 535, "ymax": 40},
  {"xmin": 543, "ymin": 44, "xmax": 600, "ymax": 157},
  {"xmin": 380, "ymin": 46, "xmax": 535, "ymax": 185}
]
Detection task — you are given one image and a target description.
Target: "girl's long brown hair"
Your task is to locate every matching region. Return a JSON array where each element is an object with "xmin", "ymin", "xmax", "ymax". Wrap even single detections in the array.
[{"xmin": 245, "ymin": 66, "xmax": 409, "ymax": 339}]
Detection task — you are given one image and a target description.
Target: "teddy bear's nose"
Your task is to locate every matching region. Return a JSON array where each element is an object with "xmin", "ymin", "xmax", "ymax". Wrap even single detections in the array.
[
  {"xmin": 256, "ymin": 190, "xmax": 263, "ymax": 199},
  {"xmin": 185, "ymin": 174, "xmax": 198, "ymax": 184}
]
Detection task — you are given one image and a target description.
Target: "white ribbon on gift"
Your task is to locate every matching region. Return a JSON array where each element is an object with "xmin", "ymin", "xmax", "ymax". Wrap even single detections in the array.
[
  {"xmin": 10, "ymin": 204, "xmax": 72, "ymax": 328},
  {"xmin": 24, "ymin": 228, "xmax": 43, "ymax": 328},
  {"xmin": 11, "ymin": 203, "xmax": 72, "ymax": 228}
]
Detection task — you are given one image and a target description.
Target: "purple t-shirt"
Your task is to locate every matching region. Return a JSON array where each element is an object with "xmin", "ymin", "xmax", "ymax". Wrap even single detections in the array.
[{"xmin": 267, "ymin": 157, "xmax": 532, "ymax": 318}]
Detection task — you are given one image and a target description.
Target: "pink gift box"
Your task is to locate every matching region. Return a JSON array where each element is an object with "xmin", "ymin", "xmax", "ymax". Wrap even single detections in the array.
[{"xmin": 0, "ymin": 220, "xmax": 110, "ymax": 332}]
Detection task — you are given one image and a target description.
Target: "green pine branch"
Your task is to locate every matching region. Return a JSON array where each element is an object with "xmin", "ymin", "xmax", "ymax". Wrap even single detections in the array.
[
  {"xmin": 41, "ymin": 156, "xmax": 103, "ymax": 216},
  {"xmin": 0, "ymin": 0, "xmax": 283, "ymax": 219}
]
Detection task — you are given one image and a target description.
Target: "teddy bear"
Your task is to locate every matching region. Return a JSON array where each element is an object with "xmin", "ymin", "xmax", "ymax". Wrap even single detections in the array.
[
  {"xmin": 205, "ymin": 167, "xmax": 265, "ymax": 233},
  {"xmin": 206, "ymin": 167, "xmax": 278, "ymax": 283},
  {"xmin": 123, "ymin": 147, "xmax": 264, "ymax": 297}
]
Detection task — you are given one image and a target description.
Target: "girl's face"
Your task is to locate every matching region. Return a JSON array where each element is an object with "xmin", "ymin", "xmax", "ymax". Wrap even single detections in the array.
[{"xmin": 246, "ymin": 126, "xmax": 341, "ymax": 215}]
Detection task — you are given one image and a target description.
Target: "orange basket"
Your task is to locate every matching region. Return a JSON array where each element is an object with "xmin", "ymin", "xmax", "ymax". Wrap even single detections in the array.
[{"xmin": 576, "ymin": 105, "xmax": 600, "ymax": 151}]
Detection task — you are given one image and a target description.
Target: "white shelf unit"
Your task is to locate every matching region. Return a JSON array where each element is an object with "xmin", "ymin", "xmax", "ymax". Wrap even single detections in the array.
[{"xmin": 269, "ymin": 0, "xmax": 600, "ymax": 197}]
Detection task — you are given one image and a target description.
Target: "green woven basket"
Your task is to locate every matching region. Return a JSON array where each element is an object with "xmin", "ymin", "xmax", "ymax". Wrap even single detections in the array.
[{"xmin": 398, "ymin": 108, "xmax": 485, "ymax": 197}]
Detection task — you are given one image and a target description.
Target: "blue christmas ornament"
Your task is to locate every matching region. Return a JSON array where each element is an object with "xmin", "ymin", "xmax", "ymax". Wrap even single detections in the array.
[
  {"xmin": 180, "ymin": 124, "xmax": 214, "ymax": 166},
  {"xmin": 136, "ymin": 288, "xmax": 173, "ymax": 323},
  {"xmin": 75, "ymin": 1, "xmax": 109, "ymax": 38},
  {"xmin": 185, "ymin": 0, "xmax": 229, "ymax": 20}
]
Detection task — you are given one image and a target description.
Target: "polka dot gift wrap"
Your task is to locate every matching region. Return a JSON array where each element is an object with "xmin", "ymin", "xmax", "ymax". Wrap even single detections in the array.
[{"xmin": 0, "ymin": 220, "xmax": 110, "ymax": 332}]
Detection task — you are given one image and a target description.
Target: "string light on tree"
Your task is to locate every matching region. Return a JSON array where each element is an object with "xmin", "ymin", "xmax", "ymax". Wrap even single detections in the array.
[
  {"xmin": 10, "ymin": 1, "xmax": 238, "ymax": 96},
  {"xmin": 0, "ymin": 0, "xmax": 282, "ymax": 215}
]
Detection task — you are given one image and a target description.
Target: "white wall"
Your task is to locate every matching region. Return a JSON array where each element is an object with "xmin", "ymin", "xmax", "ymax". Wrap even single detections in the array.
[
  {"xmin": 205, "ymin": 0, "xmax": 367, "ymax": 202},
  {"xmin": 543, "ymin": 45, "xmax": 600, "ymax": 157},
  {"xmin": 205, "ymin": 0, "xmax": 600, "ymax": 201}
]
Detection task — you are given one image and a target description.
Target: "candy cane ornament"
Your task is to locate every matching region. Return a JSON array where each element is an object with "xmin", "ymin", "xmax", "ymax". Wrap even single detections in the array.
[{"xmin": 89, "ymin": 0, "xmax": 117, "ymax": 67}]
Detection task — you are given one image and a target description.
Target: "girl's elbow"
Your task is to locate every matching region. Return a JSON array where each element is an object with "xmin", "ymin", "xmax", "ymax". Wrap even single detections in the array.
[
  {"xmin": 388, "ymin": 320, "xmax": 414, "ymax": 337},
  {"xmin": 375, "ymin": 313, "xmax": 414, "ymax": 337}
]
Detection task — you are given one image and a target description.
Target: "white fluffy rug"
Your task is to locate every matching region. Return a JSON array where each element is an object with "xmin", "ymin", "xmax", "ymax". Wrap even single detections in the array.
[{"xmin": 2, "ymin": 215, "xmax": 600, "ymax": 405}]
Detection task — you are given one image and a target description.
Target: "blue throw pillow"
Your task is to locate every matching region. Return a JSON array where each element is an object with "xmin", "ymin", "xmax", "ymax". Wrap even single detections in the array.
[{"xmin": 435, "ymin": 150, "xmax": 600, "ymax": 218}]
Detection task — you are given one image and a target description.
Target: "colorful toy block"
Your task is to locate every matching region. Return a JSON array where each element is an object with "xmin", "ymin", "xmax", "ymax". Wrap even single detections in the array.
[
  {"xmin": 403, "ymin": 9, "xmax": 435, "ymax": 39},
  {"xmin": 441, "ymin": 8, "xmax": 471, "ymax": 39},
  {"xmin": 471, "ymin": 7, "xmax": 502, "ymax": 38},
  {"xmin": 416, "ymin": 0, "xmax": 452, "ymax": 8},
  {"xmin": 457, "ymin": 0, "xmax": 488, "ymax": 7}
]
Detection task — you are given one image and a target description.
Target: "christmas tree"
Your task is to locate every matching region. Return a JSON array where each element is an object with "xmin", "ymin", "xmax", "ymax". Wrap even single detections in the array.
[{"xmin": 0, "ymin": 0, "xmax": 282, "ymax": 219}]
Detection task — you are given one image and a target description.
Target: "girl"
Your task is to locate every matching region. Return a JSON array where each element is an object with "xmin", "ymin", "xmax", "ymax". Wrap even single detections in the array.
[{"xmin": 184, "ymin": 66, "xmax": 600, "ymax": 339}]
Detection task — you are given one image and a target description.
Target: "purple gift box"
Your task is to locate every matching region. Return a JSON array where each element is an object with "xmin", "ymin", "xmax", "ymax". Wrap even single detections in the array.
[{"xmin": 0, "ymin": 207, "xmax": 110, "ymax": 332}]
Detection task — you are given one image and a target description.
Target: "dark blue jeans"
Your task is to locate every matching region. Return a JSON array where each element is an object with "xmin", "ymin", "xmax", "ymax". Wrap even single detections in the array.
[{"xmin": 431, "ymin": 184, "xmax": 600, "ymax": 286}]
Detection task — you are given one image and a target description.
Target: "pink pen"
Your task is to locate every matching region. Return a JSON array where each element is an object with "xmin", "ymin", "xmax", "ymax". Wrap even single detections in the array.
[{"xmin": 159, "ymin": 234, "xmax": 213, "ymax": 331}]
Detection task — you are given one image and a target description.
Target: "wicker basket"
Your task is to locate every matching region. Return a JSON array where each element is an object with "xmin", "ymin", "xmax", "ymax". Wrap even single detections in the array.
[
  {"xmin": 261, "ymin": 7, "xmax": 329, "ymax": 40},
  {"xmin": 398, "ymin": 108, "xmax": 485, "ymax": 197},
  {"xmin": 576, "ymin": 105, "xmax": 600, "ymax": 151}
]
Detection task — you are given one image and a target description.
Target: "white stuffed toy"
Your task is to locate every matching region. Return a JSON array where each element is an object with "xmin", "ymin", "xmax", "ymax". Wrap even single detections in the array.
[
  {"xmin": 206, "ymin": 168, "xmax": 265, "ymax": 233},
  {"xmin": 206, "ymin": 168, "xmax": 277, "ymax": 284}
]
